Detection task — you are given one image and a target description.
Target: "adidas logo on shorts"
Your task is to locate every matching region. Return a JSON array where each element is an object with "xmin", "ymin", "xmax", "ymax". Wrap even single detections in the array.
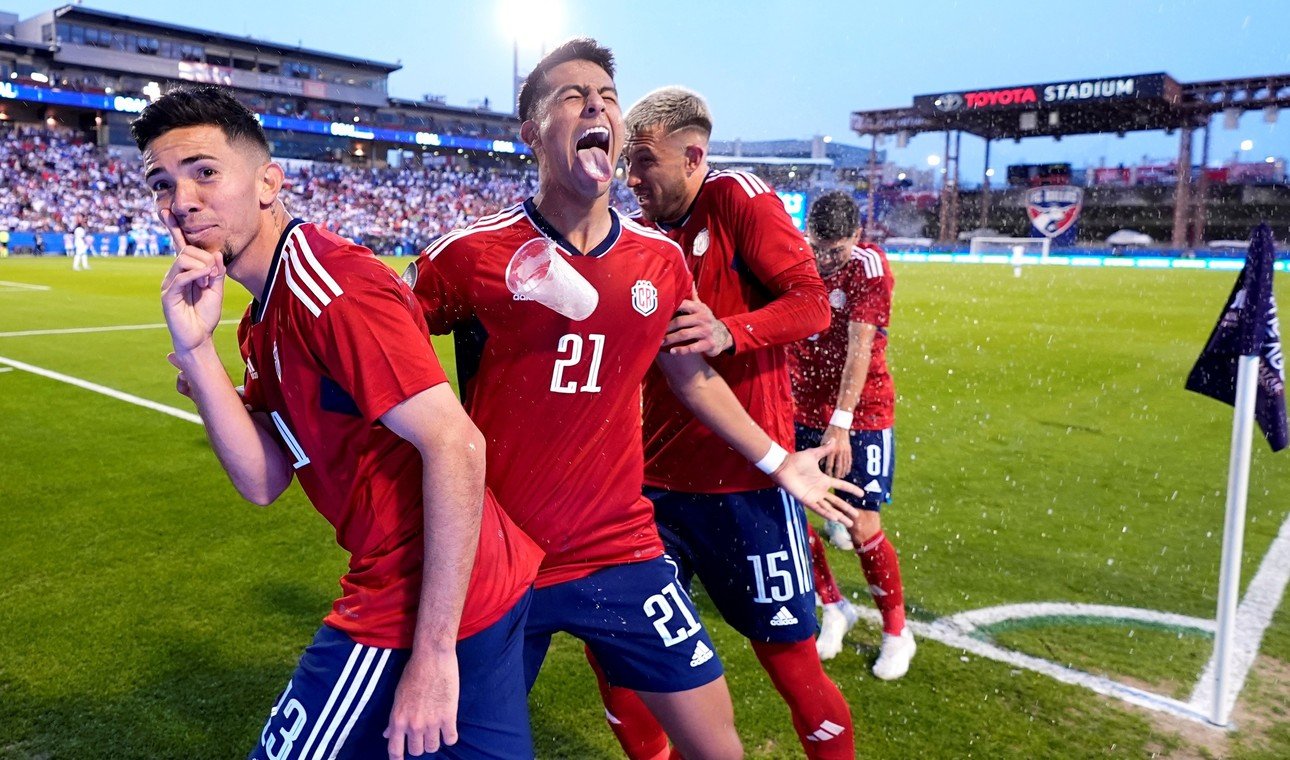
[
  {"xmin": 690, "ymin": 640, "xmax": 714, "ymax": 667},
  {"xmin": 769, "ymin": 606, "xmax": 799, "ymax": 627},
  {"xmin": 864, "ymin": 479, "xmax": 883, "ymax": 494}
]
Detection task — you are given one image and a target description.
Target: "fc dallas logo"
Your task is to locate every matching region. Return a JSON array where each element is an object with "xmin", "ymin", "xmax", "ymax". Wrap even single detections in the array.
[{"xmin": 1026, "ymin": 186, "xmax": 1083, "ymax": 239}]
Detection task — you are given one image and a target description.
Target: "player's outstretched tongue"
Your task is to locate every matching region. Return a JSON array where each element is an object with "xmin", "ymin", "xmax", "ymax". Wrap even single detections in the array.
[{"xmin": 576, "ymin": 126, "xmax": 612, "ymax": 182}]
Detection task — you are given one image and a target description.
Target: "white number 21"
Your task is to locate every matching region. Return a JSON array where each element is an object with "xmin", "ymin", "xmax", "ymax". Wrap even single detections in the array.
[{"xmin": 550, "ymin": 333, "xmax": 605, "ymax": 394}]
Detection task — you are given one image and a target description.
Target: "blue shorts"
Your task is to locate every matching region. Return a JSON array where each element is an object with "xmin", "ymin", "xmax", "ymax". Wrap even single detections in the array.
[
  {"xmin": 250, "ymin": 590, "xmax": 533, "ymax": 760},
  {"xmin": 524, "ymin": 556, "xmax": 724, "ymax": 693},
  {"xmin": 648, "ymin": 487, "xmax": 818, "ymax": 643},
  {"xmin": 796, "ymin": 424, "xmax": 895, "ymax": 512}
]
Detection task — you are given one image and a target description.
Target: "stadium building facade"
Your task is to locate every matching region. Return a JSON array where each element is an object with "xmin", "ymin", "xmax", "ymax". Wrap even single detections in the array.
[{"xmin": 0, "ymin": 4, "xmax": 528, "ymax": 164}]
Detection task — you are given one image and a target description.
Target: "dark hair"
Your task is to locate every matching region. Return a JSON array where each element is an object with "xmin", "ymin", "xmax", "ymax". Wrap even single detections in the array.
[
  {"xmin": 516, "ymin": 37, "xmax": 616, "ymax": 122},
  {"xmin": 131, "ymin": 84, "xmax": 270, "ymax": 156},
  {"xmin": 807, "ymin": 191, "xmax": 860, "ymax": 241}
]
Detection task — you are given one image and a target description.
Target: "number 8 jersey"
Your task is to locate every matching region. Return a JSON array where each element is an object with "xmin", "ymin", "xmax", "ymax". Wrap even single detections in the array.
[{"xmin": 409, "ymin": 200, "xmax": 693, "ymax": 588}]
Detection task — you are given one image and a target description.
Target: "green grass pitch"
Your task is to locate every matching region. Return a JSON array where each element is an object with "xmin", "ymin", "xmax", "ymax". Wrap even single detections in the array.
[{"xmin": 0, "ymin": 256, "xmax": 1287, "ymax": 758}]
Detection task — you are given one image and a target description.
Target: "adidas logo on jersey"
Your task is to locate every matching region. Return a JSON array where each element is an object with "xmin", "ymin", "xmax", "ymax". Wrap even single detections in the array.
[
  {"xmin": 690, "ymin": 640, "xmax": 714, "ymax": 667},
  {"xmin": 864, "ymin": 479, "xmax": 883, "ymax": 494},
  {"xmin": 769, "ymin": 606, "xmax": 799, "ymax": 627}
]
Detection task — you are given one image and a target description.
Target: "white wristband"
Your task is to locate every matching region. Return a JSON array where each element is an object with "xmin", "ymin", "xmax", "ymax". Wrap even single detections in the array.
[
  {"xmin": 829, "ymin": 409, "xmax": 854, "ymax": 429},
  {"xmin": 754, "ymin": 443, "xmax": 789, "ymax": 475}
]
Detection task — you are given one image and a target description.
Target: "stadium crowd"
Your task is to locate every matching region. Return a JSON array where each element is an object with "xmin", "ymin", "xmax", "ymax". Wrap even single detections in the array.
[{"xmin": 0, "ymin": 124, "xmax": 639, "ymax": 255}]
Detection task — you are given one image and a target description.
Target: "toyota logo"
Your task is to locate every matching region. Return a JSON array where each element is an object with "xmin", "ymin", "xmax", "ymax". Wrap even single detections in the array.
[{"xmin": 933, "ymin": 93, "xmax": 964, "ymax": 112}]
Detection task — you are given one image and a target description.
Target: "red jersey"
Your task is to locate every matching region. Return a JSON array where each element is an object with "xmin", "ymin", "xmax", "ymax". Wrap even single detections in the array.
[
  {"xmin": 409, "ymin": 200, "xmax": 693, "ymax": 587},
  {"xmin": 238, "ymin": 220, "xmax": 542, "ymax": 649},
  {"xmin": 640, "ymin": 170, "xmax": 829, "ymax": 493},
  {"xmin": 788, "ymin": 244, "xmax": 896, "ymax": 431}
]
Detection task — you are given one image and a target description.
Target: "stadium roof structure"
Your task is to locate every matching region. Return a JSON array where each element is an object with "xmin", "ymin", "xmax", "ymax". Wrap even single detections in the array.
[
  {"xmin": 708, "ymin": 138, "xmax": 879, "ymax": 169},
  {"xmin": 850, "ymin": 72, "xmax": 1290, "ymax": 140},
  {"xmin": 47, "ymin": 4, "xmax": 401, "ymax": 73},
  {"xmin": 849, "ymin": 71, "xmax": 1290, "ymax": 247}
]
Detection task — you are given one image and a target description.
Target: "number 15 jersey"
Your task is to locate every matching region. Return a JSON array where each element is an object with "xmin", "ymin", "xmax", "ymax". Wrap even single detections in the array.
[{"xmin": 409, "ymin": 200, "xmax": 693, "ymax": 588}]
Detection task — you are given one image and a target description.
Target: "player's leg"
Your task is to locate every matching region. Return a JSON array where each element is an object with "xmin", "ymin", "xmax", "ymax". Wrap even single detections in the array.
[
  {"xmin": 248, "ymin": 626, "xmax": 410, "ymax": 760},
  {"xmin": 661, "ymin": 488, "xmax": 854, "ymax": 759},
  {"xmin": 845, "ymin": 427, "xmax": 915, "ymax": 680},
  {"xmin": 797, "ymin": 424, "xmax": 861, "ymax": 660},
  {"xmin": 569, "ymin": 555, "xmax": 741, "ymax": 759},
  {"xmin": 588, "ymin": 490, "xmax": 701, "ymax": 759}
]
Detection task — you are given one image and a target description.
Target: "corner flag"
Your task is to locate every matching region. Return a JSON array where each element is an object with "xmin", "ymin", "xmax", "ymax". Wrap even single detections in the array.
[{"xmin": 1185, "ymin": 223, "xmax": 1287, "ymax": 452}]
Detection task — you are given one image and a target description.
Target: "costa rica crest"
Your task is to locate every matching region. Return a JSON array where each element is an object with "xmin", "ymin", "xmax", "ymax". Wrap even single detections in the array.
[{"xmin": 631, "ymin": 280, "xmax": 658, "ymax": 316}]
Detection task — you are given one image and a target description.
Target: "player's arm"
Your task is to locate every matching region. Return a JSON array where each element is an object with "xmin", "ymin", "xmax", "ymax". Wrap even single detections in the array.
[
  {"xmin": 663, "ymin": 192, "xmax": 829, "ymax": 356},
  {"xmin": 822, "ymin": 321, "xmax": 878, "ymax": 478},
  {"xmin": 380, "ymin": 384, "xmax": 483, "ymax": 759},
  {"xmin": 160, "ymin": 222, "xmax": 292, "ymax": 506},
  {"xmin": 655, "ymin": 351, "xmax": 859, "ymax": 525}
]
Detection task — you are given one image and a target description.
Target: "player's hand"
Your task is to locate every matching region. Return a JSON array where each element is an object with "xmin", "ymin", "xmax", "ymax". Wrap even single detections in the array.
[
  {"xmin": 771, "ymin": 439, "xmax": 862, "ymax": 527},
  {"xmin": 160, "ymin": 210, "xmax": 225, "ymax": 355},
  {"xmin": 166, "ymin": 352, "xmax": 193, "ymax": 399},
  {"xmin": 384, "ymin": 648, "xmax": 459, "ymax": 759},
  {"xmin": 662, "ymin": 287, "xmax": 733, "ymax": 356},
  {"xmin": 822, "ymin": 425, "xmax": 852, "ymax": 479}
]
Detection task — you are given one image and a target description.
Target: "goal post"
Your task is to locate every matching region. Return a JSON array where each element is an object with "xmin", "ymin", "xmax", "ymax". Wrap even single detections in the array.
[{"xmin": 968, "ymin": 236, "xmax": 1051, "ymax": 259}]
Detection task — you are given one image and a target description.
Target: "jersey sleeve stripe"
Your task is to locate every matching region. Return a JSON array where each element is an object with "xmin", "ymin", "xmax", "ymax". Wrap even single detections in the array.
[
  {"xmin": 425, "ymin": 208, "xmax": 526, "ymax": 260},
  {"xmin": 717, "ymin": 170, "xmax": 757, "ymax": 198},
  {"xmin": 285, "ymin": 244, "xmax": 337, "ymax": 313},
  {"xmin": 293, "ymin": 228, "xmax": 344, "ymax": 298},
  {"xmin": 744, "ymin": 172, "xmax": 773, "ymax": 195},
  {"xmin": 852, "ymin": 246, "xmax": 883, "ymax": 279},
  {"xmin": 283, "ymin": 251, "xmax": 324, "ymax": 317}
]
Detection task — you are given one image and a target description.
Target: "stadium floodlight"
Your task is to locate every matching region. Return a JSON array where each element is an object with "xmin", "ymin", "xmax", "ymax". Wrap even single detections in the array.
[
  {"xmin": 499, "ymin": 0, "xmax": 564, "ymax": 113},
  {"xmin": 1240, "ymin": 139, "xmax": 1254, "ymax": 151},
  {"xmin": 926, "ymin": 154, "xmax": 941, "ymax": 166}
]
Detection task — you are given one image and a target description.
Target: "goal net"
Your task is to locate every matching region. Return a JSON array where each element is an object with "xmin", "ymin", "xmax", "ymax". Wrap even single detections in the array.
[{"xmin": 968, "ymin": 236, "xmax": 1051, "ymax": 260}]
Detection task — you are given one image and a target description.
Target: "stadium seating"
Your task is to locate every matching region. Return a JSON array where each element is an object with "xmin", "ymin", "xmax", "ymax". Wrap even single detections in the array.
[{"xmin": 0, "ymin": 124, "xmax": 641, "ymax": 255}]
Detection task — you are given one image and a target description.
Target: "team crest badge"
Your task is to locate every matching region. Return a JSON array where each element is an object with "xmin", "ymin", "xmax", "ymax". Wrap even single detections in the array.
[
  {"xmin": 400, "ymin": 262, "xmax": 418, "ymax": 288},
  {"xmin": 692, "ymin": 228, "xmax": 710, "ymax": 257},
  {"xmin": 1026, "ymin": 186, "xmax": 1083, "ymax": 239},
  {"xmin": 829, "ymin": 288, "xmax": 847, "ymax": 309},
  {"xmin": 631, "ymin": 280, "xmax": 658, "ymax": 316}
]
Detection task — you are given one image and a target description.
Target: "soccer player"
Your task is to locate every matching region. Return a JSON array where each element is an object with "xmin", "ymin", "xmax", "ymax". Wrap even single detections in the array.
[
  {"xmin": 136, "ymin": 85, "xmax": 545, "ymax": 760},
  {"xmin": 791, "ymin": 190, "xmax": 916, "ymax": 680},
  {"xmin": 408, "ymin": 40, "xmax": 860, "ymax": 760},
  {"xmin": 72, "ymin": 219, "xmax": 90, "ymax": 270},
  {"xmin": 592, "ymin": 86, "xmax": 856, "ymax": 760}
]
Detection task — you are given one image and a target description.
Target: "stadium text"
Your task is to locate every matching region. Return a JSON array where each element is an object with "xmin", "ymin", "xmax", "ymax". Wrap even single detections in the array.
[{"xmin": 1043, "ymin": 78, "xmax": 1136, "ymax": 102}]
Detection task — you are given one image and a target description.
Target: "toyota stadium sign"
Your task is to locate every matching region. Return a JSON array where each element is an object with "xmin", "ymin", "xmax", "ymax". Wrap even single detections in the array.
[{"xmin": 914, "ymin": 73, "xmax": 1172, "ymax": 113}]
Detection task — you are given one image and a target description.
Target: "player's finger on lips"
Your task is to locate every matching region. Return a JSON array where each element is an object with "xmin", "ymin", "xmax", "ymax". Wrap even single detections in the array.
[{"xmin": 160, "ymin": 209, "xmax": 187, "ymax": 250}]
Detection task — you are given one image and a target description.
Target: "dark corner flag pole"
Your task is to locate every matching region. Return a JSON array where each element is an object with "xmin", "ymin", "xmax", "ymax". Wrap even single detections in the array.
[{"xmin": 1185, "ymin": 222, "xmax": 1287, "ymax": 727}]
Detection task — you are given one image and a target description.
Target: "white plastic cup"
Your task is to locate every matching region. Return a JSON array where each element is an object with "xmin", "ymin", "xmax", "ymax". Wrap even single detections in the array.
[{"xmin": 505, "ymin": 238, "xmax": 600, "ymax": 321}]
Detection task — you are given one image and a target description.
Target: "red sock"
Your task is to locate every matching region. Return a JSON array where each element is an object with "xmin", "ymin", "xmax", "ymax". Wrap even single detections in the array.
[
  {"xmin": 858, "ymin": 530, "xmax": 906, "ymax": 635},
  {"xmin": 807, "ymin": 524, "xmax": 843, "ymax": 605},
  {"xmin": 751, "ymin": 639, "xmax": 855, "ymax": 759},
  {"xmin": 586, "ymin": 646, "xmax": 671, "ymax": 760}
]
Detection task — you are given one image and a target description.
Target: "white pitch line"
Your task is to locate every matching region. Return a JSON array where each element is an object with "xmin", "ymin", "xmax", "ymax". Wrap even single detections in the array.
[
  {"xmin": 833, "ymin": 508, "xmax": 1290, "ymax": 730},
  {"xmin": 1188, "ymin": 513, "xmax": 1290, "ymax": 720},
  {"xmin": 0, "ymin": 319, "xmax": 238, "ymax": 339},
  {"xmin": 0, "ymin": 355, "xmax": 201, "ymax": 424},
  {"xmin": 0, "ymin": 280, "xmax": 51, "ymax": 291}
]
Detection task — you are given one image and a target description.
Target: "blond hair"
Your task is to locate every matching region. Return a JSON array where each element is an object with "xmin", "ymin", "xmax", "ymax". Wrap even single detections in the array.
[{"xmin": 625, "ymin": 86, "xmax": 713, "ymax": 140}]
